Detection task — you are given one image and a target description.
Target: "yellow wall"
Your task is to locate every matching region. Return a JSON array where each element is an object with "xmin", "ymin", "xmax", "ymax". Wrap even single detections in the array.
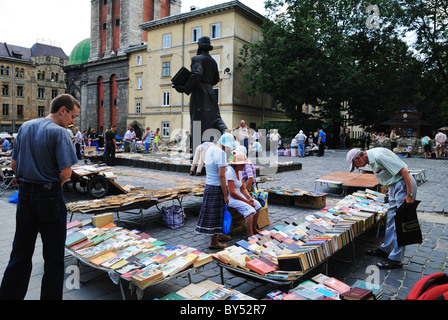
[{"xmin": 127, "ymin": 5, "xmax": 287, "ymax": 141}]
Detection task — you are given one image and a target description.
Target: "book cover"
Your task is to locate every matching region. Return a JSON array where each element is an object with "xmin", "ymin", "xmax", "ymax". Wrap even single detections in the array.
[
  {"xmin": 246, "ymin": 258, "xmax": 276, "ymax": 275},
  {"xmin": 90, "ymin": 252, "xmax": 118, "ymax": 267},
  {"xmin": 277, "ymin": 254, "xmax": 304, "ymax": 272},
  {"xmin": 171, "ymin": 67, "xmax": 191, "ymax": 86},
  {"xmin": 324, "ymin": 277, "xmax": 351, "ymax": 294},
  {"xmin": 66, "ymin": 232, "xmax": 87, "ymax": 247},
  {"xmin": 340, "ymin": 287, "xmax": 374, "ymax": 300}
]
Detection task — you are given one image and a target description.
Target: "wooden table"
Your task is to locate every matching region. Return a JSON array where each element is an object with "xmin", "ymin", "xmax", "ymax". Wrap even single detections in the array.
[{"xmin": 315, "ymin": 172, "xmax": 382, "ymax": 195}]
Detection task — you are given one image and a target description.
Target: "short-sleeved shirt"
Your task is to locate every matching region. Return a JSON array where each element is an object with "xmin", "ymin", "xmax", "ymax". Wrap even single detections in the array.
[
  {"xmin": 318, "ymin": 130, "xmax": 326, "ymax": 142},
  {"xmin": 241, "ymin": 162, "xmax": 257, "ymax": 190},
  {"xmin": 204, "ymin": 146, "xmax": 227, "ymax": 186},
  {"xmin": 366, "ymin": 147, "xmax": 407, "ymax": 186},
  {"xmin": 105, "ymin": 129, "xmax": 116, "ymax": 142},
  {"xmin": 12, "ymin": 118, "xmax": 78, "ymax": 184}
]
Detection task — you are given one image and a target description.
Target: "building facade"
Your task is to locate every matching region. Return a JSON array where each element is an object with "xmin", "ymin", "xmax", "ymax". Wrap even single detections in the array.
[
  {"xmin": 129, "ymin": 1, "xmax": 286, "ymax": 141},
  {"xmin": 64, "ymin": 0, "xmax": 181, "ymax": 137},
  {"xmin": 0, "ymin": 42, "xmax": 68, "ymax": 133}
]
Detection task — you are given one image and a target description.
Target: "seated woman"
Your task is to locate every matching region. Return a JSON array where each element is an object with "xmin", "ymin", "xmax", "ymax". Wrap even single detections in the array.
[
  {"xmin": 233, "ymin": 146, "xmax": 257, "ymax": 192},
  {"xmin": 226, "ymin": 153, "xmax": 261, "ymax": 237}
]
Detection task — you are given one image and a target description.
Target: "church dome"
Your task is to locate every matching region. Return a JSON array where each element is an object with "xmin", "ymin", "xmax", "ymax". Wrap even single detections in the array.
[{"xmin": 68, "ymin": 38, "xmax": 90, "ymax": 65}]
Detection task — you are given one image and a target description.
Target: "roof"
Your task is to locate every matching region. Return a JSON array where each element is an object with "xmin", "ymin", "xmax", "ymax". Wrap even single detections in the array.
[
  {"xmin": 140, "ymin": 0, "xmax": 266, "ymax": 30},
  {"xmin": 0, "ymin": 42, "xmax": 32, "ymax": 62},
  {"xmin": 67, "ymin": 38, "xmax": 91, "ymax": 65},
  {"xmin": 31, "ymin": 43, "xmax": 68, "ymax": 59}
]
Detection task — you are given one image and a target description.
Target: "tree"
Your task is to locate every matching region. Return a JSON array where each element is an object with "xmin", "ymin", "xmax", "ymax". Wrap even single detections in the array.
[{"xmin": 240, "ymin": 0, "xmax": 435, "ymax": 138}]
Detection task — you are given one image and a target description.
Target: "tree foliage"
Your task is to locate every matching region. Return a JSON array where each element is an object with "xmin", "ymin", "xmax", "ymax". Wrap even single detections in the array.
[{"xmin": 240, "ymin": 0, "xmax": 448, "ymax": 135}]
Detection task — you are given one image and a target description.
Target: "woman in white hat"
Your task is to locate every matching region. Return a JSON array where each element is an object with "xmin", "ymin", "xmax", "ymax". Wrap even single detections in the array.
[{"xmin": 226, "ymin": 152, "xmax": 262, "ymax": 238}]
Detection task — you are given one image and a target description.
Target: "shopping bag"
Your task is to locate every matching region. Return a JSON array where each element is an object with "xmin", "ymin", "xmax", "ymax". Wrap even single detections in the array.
[
  {"xmin": 161, "ymin": 205, "xmax": 186, "ymax": 229},
  {"xmin": 8, "ymin": 190, "xmax": 19, "ymax": 203},
  {"xmin": 394, "ymin": 200, "xmax": 422, "ymax": 247},
  {"xmin": 222, "ymin": 205, "xmax": 232, "ymax": 235}
]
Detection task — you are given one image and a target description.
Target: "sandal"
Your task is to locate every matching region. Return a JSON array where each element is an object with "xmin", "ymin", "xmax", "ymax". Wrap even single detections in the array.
[
  {"xmin": 209, "ymin": 242, "xmax": 227, "ymax": 250},
  {"xmin": 366, "ymin": 248, "xmax": 388, "ymax": 258},
  {"xmin": 377, "ymin": 258, "xmax": 402, "ymax": 269}
]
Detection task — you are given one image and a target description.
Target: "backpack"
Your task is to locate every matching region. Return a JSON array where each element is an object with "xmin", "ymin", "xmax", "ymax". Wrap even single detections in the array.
[{"xmin": 406, "ymin": 272, "xmax": 448, "ymax": 300}]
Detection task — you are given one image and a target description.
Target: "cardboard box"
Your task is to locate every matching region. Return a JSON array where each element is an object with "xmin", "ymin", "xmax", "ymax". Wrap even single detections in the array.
[{"xmin": 228, "ymin": 207, "xmax": 270, "ymax": 233}]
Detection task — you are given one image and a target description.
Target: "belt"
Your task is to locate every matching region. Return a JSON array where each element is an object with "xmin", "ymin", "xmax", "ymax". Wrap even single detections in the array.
[{"xmin": 19, "ymin": 181, "xmax": 60, "ymax": 191}]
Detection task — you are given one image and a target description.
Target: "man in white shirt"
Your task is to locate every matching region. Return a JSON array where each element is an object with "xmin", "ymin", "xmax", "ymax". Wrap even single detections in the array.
[
  {"xmin": 123, "ymin": 127, "xmax": 136, "ymax": 153},
  {"xmin": 435, "ymin": 130, "xmax": 447, "ymax": 159}
]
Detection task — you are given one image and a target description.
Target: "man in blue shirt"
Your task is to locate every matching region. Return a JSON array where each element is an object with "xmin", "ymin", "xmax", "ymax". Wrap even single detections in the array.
[
  {"xmin": 0, "ymin": 94, "xmax": 80, "ymax": 300},
  {"xmin": 317, "ymin": 128, "xmax": 326, "ymax": 157},
  {"xmin": 347, "ymin": 147, "xmax": 418, "ymax": 269},
  {"xmin": 1, "ymin": 137, "xmax": 11, "ymax": 150}
]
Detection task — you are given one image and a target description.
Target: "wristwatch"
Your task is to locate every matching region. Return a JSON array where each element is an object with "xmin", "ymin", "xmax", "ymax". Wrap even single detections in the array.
[{"xmin": 407, "ymin": 193, "xmax": 414, "ymax": 198}]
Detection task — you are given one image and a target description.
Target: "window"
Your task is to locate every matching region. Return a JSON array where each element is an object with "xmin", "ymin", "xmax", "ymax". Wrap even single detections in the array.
[
  {"xmin": 102, "ymin": 23, "xmax": 107, "ymax": 30},
  {"xmin": 192, "ymin": 27, "xmax": 201, "ymax": 42},
  {"xmin": 2, "ymin": 85, "xmax": 9, "ymax": 96},
  {"xmin": 211, "ymin": 23, "xmax": 221, "ymax": 39},
  {"xmin": 136, "ymin": 77, "xmax": 142, "ymax": 89},
  {"xmin": 17, "ymin": 105, "xmax": 23, "ymax": 116},
  {"xmin": 211, "ymin": 54, "xmax": 220, "ymax": 71},
  {"xmin": 162, "ymin": 34, "xmax": 171, "ymax": 49},
  {"xmin": 52, "ymin": 90, "xmax": 58, "ymax": 99},
  {"xmin": 213, "ymin": 87, "xmax": 220, "ymax": 104},
  {"xmin": 115, "ymin": 18, "xmax": 120, "ymax": 27},
  {"xmin": 2, "ymin": 104, "xmax": 9, "ymax": 116},
  {"xmin": 162, "ymin": 62, "xmax": 170, "ymax": 77},
  {"xmin": 38, "ymin": 88, "xmax": 45, "ymax": 99},
  {"xmin": 0, "ymin": 65, "xmax": 4, "ymax": 76},
  {"xmin": 162, "ymin": 121, "xmax": 170, "ymax": 137},
  {"xmin": 38, "ymin": 106, "xmax": 45, "ymax": 117},
  {"xmin": 136, "ymin": 102, "xmax": 141, "ymax": 114},
  {"xmin": 162, "ymin": 90, "xmax": 170, "ymax": 106},
  {"xmin": 136, "ymin": 55, "xmax": 142, "ymax": 66},
  {"xmin": 16, "ymin": 86, "xmax": 23, "ymax": 97}
]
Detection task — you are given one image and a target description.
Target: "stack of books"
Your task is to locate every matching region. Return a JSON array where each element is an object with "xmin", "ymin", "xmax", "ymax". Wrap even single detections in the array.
[
  {"xmin": 212, "ymin": 190, "xmax": 388, "ymax": 280},
  {"xmin": 266, "ymin": 273, "xmax": 382, "ymax": 300},
  {"xmin": 158, "ymin": 280, "xmax": 256, "ymax": 300},
  {"xmin": 65, "ymin": 217, "xmax": 213, "ymax": 291}
]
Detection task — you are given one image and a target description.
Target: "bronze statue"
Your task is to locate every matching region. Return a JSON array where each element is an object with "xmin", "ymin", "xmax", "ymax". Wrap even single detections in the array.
[{"xmin": 173, "ymin": 36, "xmax": 227, "ymax": 151}]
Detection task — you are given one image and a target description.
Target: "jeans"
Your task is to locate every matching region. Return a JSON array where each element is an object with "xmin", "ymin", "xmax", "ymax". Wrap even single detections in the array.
[
  {"xmin": 0, "ymin": 183, "xmax": 67, "ymax": 300},
  {"xmin": 379, "ymin": 177, "xmax": 418, "ymax": 262},
  {"xmin": 298, "ymin": 140, "xmax": 305, "ymax": 157}
]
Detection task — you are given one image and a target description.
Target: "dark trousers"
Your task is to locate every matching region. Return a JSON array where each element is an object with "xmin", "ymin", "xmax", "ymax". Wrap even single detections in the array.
[
  {"xmin": 318, "ymin": 142, "xmax": 325, "ymax": 156},
  {"xmin": 0, "ymin": 183, "xmax": 67, "ymax": 300},
  {"xmin": 104, "ymin": 141, "xmax": 116, "ymax": 166},
  {"xmin": 75, "ymin": 143, "xmax": 82, "ymax": 160}
]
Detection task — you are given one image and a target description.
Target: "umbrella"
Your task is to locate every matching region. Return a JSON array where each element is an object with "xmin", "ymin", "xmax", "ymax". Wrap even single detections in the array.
[{"xmin": 438, "ymin": 127, "xmax": 448, "ymax": 131}]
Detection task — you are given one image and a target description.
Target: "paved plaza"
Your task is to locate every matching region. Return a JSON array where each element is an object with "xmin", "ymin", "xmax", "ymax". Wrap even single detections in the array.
[{"xmin": 1, "ymin": 149, "xmax": 447, "ymax": 300}]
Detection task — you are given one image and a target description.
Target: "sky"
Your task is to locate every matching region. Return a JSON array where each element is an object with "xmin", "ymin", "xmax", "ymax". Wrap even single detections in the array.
[{"xmin": 0, "ymin": 0, "xmax": 268, "ymax": 55}]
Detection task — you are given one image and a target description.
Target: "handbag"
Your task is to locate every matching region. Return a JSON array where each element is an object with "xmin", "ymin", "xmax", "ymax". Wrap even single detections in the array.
[
  {"xmin": 222, "ymin": 205, "xmax": 232, "ymax": 234},
  {"xmin": 162, "ymin": 205, "xmax": 186, "ymax": 229},
  {"xmin": 394, "ymin": 200, "xmax": 422, "ymax": 247},
  {"xmin": 251, "ymin": 190, "xmax": 267, "ymax": 209}
]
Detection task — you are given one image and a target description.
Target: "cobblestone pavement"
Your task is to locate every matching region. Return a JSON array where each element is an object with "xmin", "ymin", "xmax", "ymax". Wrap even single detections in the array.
[{"xmin": 0, "ymin": 149, "xmax": 447, "ymax": 300}]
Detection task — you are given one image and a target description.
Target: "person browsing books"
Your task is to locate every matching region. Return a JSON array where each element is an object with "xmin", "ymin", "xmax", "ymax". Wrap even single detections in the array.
[
  {"xmin": 0, "ymin": 94, "xmax": 80, "ymax": 300},
  {"xmin": 346, "ymin": 147, "xmax": 418, "ymax": 270}
]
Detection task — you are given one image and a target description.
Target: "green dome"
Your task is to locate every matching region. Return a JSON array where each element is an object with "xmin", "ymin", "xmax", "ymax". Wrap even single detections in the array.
[{"xmin": 68, "ymin": 38, "xmax": 90, "ymax": 65}]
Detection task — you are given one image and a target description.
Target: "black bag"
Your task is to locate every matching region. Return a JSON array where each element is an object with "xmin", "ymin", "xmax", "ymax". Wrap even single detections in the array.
[
  {"xmin": 394, "ymin": 200, "xmax": 422, "ymax": 246},
  {"xmin": 162, "ymin": 205, "xmax": 186, "ymax": 229}
]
